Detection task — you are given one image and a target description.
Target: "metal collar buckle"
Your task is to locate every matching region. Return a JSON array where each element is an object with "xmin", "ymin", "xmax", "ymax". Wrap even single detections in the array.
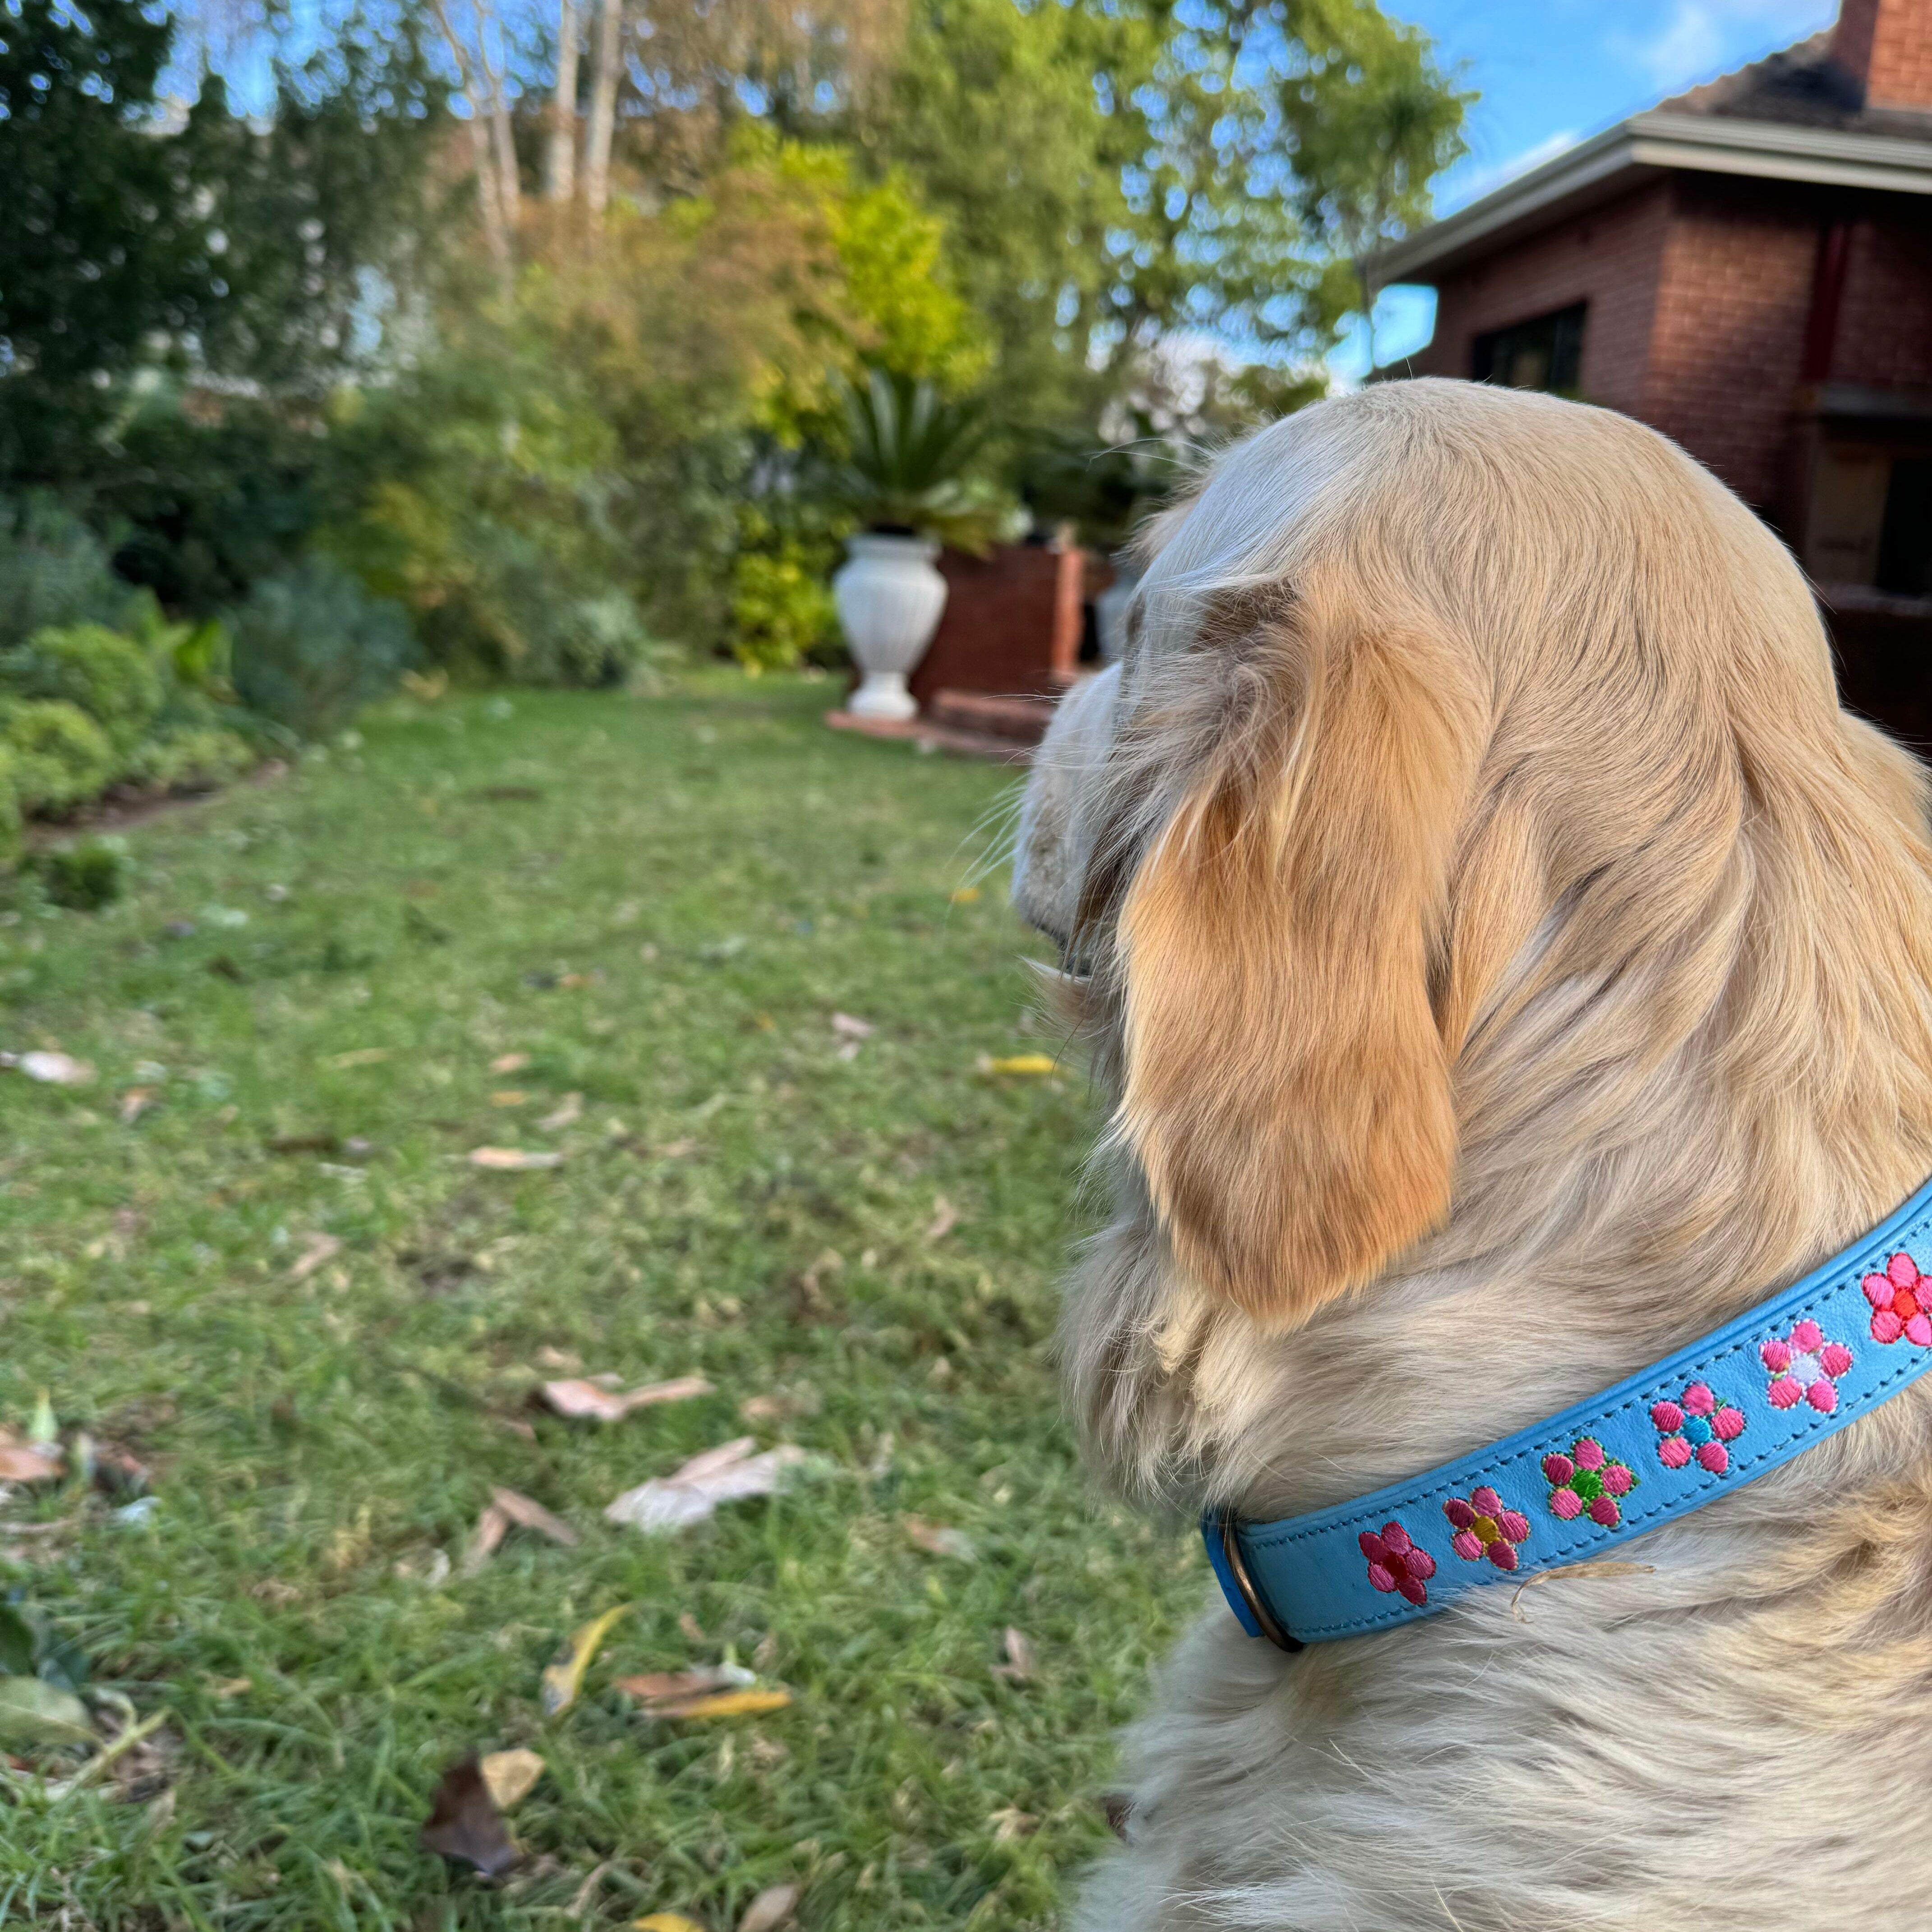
[{"xmin": 1220, "ymin": 1516, "xmax": 1302, "ymax": 1653}]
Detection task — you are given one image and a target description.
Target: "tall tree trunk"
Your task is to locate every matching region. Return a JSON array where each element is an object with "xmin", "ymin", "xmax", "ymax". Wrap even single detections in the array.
[
  {"xmin": 427, "ymin": 0, "xmax": 512, "ymax": 291},
  {"xmin": 545, "ymin": 0, "xmax": 580, "ymax": 202},
  {"xmin": 583, "ymin": 0, "xmax": 622, "ymax": 221}
]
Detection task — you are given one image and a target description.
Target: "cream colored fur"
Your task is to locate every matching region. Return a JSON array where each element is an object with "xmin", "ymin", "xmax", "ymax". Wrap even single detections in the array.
[{"xmin": 1012, "ymin": 379, "xmax": 1932, "ymax": 1930}]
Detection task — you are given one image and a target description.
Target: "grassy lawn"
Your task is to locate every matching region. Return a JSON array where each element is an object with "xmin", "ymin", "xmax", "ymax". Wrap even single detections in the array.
[{"xmin": 0, "ymin": 671, "xmax": 1199, "ymax": 1930}]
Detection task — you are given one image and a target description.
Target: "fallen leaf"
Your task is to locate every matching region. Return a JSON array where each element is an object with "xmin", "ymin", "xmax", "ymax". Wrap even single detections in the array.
[
  {"xmin": 981, "ymin": 1053, "xmax": 1057, "ymax": 1076},
  {"xmin": 0, "ymin": 1677, "xmax": 93, "ymax": 1748},
  {"xmin": 419, "ymin": 1757, "xmax": 521, "ymax": 1878},
  {"xmin": 490, "ymin": 1089, "xmax": 531, "ymax": 1107},
  {"xmin": 949, "ymin": 885, "xmax": 981, "ymax": 904},
  {"xmin": 904, "ymin": 1516, "xmax": 977, "ymax": 1562},
  {"xmin": 925, "ymin": 1196, "xmax": 959, "ymax": 1242},
  {"xmin": 0, "ymin": 1438, "xmax": 63, "ymax": 1483},
  {"xmin": 287, "ymin": 1233, "xmax": 343, "ymax": 1283},
  {"xmin": 836, "ymin": 1040, "xmax": 861, "ymax": 1062},
  {"xmin": 328, "ymin": 1048, "xmax": 389, "ymax": 1069},
  {"xmin": 3, "ymin": 1050, "xmax": 95, "ymax": 1086},
  {"xmin": 490, "ymin": 1052, "xmax": 531, "ymax": 1074},
  {"xmin": 538, "ymin": 1093, "xmax": 583, "ymax": 1131},
  {"xmin": 605, "ymin": 1439, "xmax": 807, "ymax": 1534},
  {"xmin": 635, "ymin": 1917, "xmax": 706, "ymax": 1932},
  {"xmin": 469, "ymin": 1147, "xmax": 564, "ymax": 1170},
  {"xmin": 614, "ymin": 1664, "xmax": 755, "ymax": 1706},
  {"xmin": 211, "ymin": 1677, "xmax": 252, "ymax": 1699},
  {"xmin": 119, "ymin": 1087, "xmax": 156, "ymax": 1125},
  {"xmin": 678, "ymin": 1611, "xmax": 706, "ymax": 1644},
  {"xmin": 647, "ymin": 1688, "xmax": 792, "ymax": 1720},
  {"xmin": 830, "ymin": 1013, "xmax": 874, "ymax": 1039},
  {"xmin": 540, "ymin": 1375, "xmax": 712, "ymax": 1423},
  {"xmin": 657, "ymin": 1138, "xmax": 698, "ymax": 1159},
  {"xmin": 993, "ymin": 1626, "xmax": 1036, "ymax": 1684},
  {"xmin": 989, "ymin": 1806, "xmax": 1038, "ymax": 1842},
  {"xmin": 539, "ymin": 1604, "xmax": 633, "ymax": 1716},
  {"xmin": 490, "ymin": 1486, "xmax": 578, "ymax": 1547},
  {"xmin": 478, "ymin": 1748, "xmax": 545, "ymax": 1811},
  {"xmin": 739, "ymin": 1883, "xmax": 799, "ymax": 1932},
  {"xmin": 534, "ymin": 1346, "xmax": 582, "ymax": 1371},
  {"xmin": 460, "ymin": 1503, "xmax": 510, "ymax": 1577}
]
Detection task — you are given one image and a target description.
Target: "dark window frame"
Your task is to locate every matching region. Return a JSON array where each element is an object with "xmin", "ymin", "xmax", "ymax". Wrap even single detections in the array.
[{"xmin": 1472, "ymin": 303, "xmax": 1588, "ymax": 396}]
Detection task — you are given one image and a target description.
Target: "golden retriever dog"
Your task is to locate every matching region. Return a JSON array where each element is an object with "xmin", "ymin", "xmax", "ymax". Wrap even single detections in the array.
[{"xmin": 1012, "ymin": 378, "xmax": 1932, "ymax": 1930}]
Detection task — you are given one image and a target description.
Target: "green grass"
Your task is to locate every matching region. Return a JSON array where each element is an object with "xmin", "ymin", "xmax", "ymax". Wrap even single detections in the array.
[{"xmin": 0, "ymin": 671, "xmax": 1198, "ymax": 1929}]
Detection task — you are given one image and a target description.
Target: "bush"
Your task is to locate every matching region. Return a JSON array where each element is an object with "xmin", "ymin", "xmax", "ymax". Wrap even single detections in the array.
[
  {"xmin": 125, "ymin": 725, "xmax": 257, "ymax": 793},
  {"xmin": 731, "ymin": 547, "xmax": 839, "ymax": 672},
  {"xmin": 3, "ymin": 699, "xmax": 117, "ymax": 816},
  {"xmin": 32, "ymin": 837, "xmax": 126, "ymax": 910},
  {"xmin": 0, "ymin": 623, "xmax": 163, "ymax": 754},
  {"xmin": 0, "ymin": 496, "xmax": 138, "ymax": 648},
  {"xmin": 0, "ymin": 747, "xmax": 20, "ymax": 868},
  {"xmin": 227, "ymin": 560, "xmax": 414, "ymax": 739}
]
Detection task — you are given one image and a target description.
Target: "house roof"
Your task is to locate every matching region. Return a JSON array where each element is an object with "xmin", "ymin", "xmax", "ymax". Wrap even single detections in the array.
[{"xmin": 1370, "ymin": 33, "xmax": 1932, "ymax": 286}]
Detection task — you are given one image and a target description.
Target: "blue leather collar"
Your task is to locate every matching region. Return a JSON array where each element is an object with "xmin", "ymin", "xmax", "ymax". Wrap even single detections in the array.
[{"xmin": 1205, "ymin": 1173, "xmax": 1932, "ymax": 1647}]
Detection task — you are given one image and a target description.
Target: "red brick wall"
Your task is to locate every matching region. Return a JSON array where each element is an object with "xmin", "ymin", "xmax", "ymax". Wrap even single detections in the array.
[
  {"xmin": 1834, "ymin": 0, "xmax": 1932, "ymax": 111},
  {"xmin": 907, "ymin": 543, "xmax": 1083, "ymax": 708},
  {"xmin": 1831, "ymin": 205, "xmax": 1932, "ymax": 388},
  {"xmin": 1639, "ymin": 178, "xmax": 1822, "ymax": 509},
  {"xmin": 1411, "ymin": 182, "xmax": 1673, "ymax": 415}
]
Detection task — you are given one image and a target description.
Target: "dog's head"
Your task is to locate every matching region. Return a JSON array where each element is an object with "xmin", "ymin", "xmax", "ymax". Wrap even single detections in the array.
[{"xmin": 1016, "ymin": 381, "xmax": 1921, "ymax": 1377}]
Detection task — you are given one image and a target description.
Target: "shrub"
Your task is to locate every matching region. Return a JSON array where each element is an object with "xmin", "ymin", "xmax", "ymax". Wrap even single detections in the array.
[
  {"xmin": 3, "ymin": 700, "xmax": 117, "ymax": 816},
  {"xmin": 126, "ymin": 725, "xmax": 257, "ymax": 793},
  {"xmin": 33, "ymin": 837, "xmax": 126, "ymax": 910},
  {"xmin": 0, "ymin": 747, "xmax": 20, "ymax": 868},
  {"xmin": 227, "ymin": 560, "xmax": 414, "ymax": 739},
  {"xmin": 0, "ymin": 624, "xmax": 163, "ymax": 754},
  {"xmin": 731, "ymin": 548, "xmax": 838, "ymax": 672},
  {"xmin": 0, "ymin": 495, "xmax": 138, "ymax": 648}
]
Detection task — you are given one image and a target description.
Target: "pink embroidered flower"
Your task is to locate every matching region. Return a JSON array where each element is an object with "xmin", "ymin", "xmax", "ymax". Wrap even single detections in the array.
[
  {"xmin": 1358, "ymin": 1521, "xmax": 1436, "ymax": 1606},
  {"xmin": 1542, "ymin": 1437, "xmax": 1636, "ymax": 1528},
  {"xmin": 1761, "ymin": 1319, "xmax": 1853, "ymax": 1413},
  {"xmin": 1650, "ymin": 1382, "xmax": 1746, "ymax": 1474},
  {"xmin": 1864, "ymin": 1251, "xmax": 1932, "ymax": 1347},
  {"xmin": 1443, "ymin": 1487, "xmax": 1531, "ymax": 1571}
]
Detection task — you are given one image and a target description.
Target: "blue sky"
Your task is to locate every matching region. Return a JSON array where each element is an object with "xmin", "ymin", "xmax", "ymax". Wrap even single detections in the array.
[{"xmin": 1329, "ymin": 0, "xmax": 1838, "ymax": 379}]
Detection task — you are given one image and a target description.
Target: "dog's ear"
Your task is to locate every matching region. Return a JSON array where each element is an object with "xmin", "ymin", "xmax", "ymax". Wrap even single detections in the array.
[{"xmin": 1110, "ymin": 590, "xmax": 1481, "ymax": 1329}]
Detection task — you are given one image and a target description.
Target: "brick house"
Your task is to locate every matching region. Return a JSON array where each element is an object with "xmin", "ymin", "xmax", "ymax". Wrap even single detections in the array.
[{"xmin": 1373, "ymin": 0, "xmax": 1932, "ymax": 742}]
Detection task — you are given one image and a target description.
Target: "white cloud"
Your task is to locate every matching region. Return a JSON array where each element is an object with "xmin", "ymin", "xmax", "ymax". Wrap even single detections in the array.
[{"xmin": 1624, "ymin": 1, "xmax": 1834, "ymax": 93}]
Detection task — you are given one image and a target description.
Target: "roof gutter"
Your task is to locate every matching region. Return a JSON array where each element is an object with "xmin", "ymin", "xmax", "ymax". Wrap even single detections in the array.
[{"xmin": 1367, "ymin": 110, "xmax": 1932, "ymax": 285}]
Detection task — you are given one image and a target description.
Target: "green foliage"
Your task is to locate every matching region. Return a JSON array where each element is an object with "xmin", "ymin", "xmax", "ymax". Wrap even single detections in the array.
[
  {"xmin": 731, "ymin": 546, "xmax": 840, "ymax": 671},
  {"xmin": 126, "ymin": 725, "xmax": 258, "ymax": 794},
  {"xmin": 2, "ymin": 699, "xmax": 117, "ymax": 816},
  {"xmin": 833, "ymin": 370, "xmax": 1018, "ymax": 551},
  {"xmin": 31, "ymin": 837, "xmax": 128, "ymax": 911},
  {"xmin": 227, "ymin": 560, "xmax": 414, "ymax": 739},
  {"xmin": 0, "ymin": 624, "xmax": 164, "ymax": 755},
  {"xmin": 0, "ymin": 746, "xmax": 19, "ymax": 868},
  {"xmin": 0, "ymin": 497, "xmax": 139, "ymax": 649}
]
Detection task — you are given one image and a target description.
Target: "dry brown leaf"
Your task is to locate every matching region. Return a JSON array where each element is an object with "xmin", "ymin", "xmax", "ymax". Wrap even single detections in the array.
[
  {"xmin": 469, "ymin": 1147, "xmax": 564, "ymax": 1170},
  {"xmin": 993, "ymin": 1626, "xmax": 1036, "ymax": 1683},
  {"xmin": 830, "ymin": 1013, "xmax": 874, "ymax": 1039},
  {"xmin": 539, "ymin": 1375, "xmax": 712, "ymax": 1422},
  {"xmin": 738, "ymin": 1883, "xmax": 799, "ymax": 1932},
  {"xmin": 478, "ymin": 1748, "xmax": 545, "ymax": 1811},
  {"xmin": 904, "ymin": 1517, "xmax": 977, "ymax": 1562},
  {"xmin": 678, "ymin": 1611, "xmax": 706, "ymax": 1644},
  {"xmin": 328, "ymin": 1047, "xmax": 389, "ymax": 1069},
  {"xmin": 287, "ymin": 1233, "xmax": 343, "ymax": 1283},
  {"xmin": 538, "ymin": 1093, "xmax": 583, "ymax": 1131},
  {"xmin": 490, "ymin": 1052, "xmax": 531, "ymax": 1074},
  {"xmin": 605, "ymin": 1439, "xmax": 806, "ymax": 1533},
  {"xmin": 657, "ymin": 1138, "xmax": 698, "ymax": 1159},
  {"xmin": 925, "ymin": 1196, "xmax": 959, "ymax": 1242},
  {"xmin": 490, "ymin": 1487, "xmax": 578, "ymax": 1547},
  {"xmin": 490, "ymin": 1090, "xmax": 531, "ymax": 1107},
  {"xmin": 534, "ymin": 1346, "xmax": 582, "ymax": 1371},
  {"xmin": 615, "ymin": 1664, "xmax": 755, "ymax": 1707},
  {"xmin": 419, "ymin": 1757, "xmax": 521, "ymax": 1877},
  {"xmin": 0, "ymin": 1440, "xmax": 63, "ymax": 1483},
  {"xmin": 119, "ymin": 1087, "xmax": 156, "ymax": 1125},
  {"xmin": 461, "ymin": 1503, "xmax": 510, "ymax": 1577}
]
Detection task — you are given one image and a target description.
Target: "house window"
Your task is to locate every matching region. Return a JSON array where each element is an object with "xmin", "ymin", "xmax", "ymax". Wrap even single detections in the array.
[
  {"xmin": 1877, "ymin": 454, "xmax": 1932, "ymax": 598},
  {"xmin": 1472, "ymin": 304, "xmax": 1587, "ymax": 395}
]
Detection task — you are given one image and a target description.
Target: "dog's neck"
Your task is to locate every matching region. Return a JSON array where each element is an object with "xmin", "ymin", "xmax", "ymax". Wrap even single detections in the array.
[{"xmin": 1062, "ymin": 714, "xmax": 1932, "ymax": 1526}]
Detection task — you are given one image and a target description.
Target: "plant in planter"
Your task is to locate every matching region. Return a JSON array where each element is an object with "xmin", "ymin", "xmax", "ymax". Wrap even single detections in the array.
[{"xmin": 829, "ymin": 371, "xmax": 1016, "ymax": 722}]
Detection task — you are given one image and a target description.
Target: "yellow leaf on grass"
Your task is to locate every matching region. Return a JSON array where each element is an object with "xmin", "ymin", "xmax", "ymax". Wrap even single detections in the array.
[
  {"xmin": 649, "ymin": 1687, "xmax": 791, "ymax": 1720},
  {"xmin": 949, "ymin": 885, "xmax": 981, "ymax": 904},
  {"xmin": 983, "ymin": 1053, "xmax": 1056, "ymax": 1076},
  {"xmin": 478, "ymin": 1748, "xmax": 546, "ymax": 1811},
  {"xmin": 540, "ymin": 1603, "xmax": 633, "ymax": 1716},
  {"xmin": 635, "ymin": 1917, "xmax": 707, "ymax": 1932}
]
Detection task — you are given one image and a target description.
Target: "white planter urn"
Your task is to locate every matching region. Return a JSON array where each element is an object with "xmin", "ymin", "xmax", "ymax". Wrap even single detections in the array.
[{"xmin": 833, "ymin": 532, "xmax": 948, "ymax": 722}]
